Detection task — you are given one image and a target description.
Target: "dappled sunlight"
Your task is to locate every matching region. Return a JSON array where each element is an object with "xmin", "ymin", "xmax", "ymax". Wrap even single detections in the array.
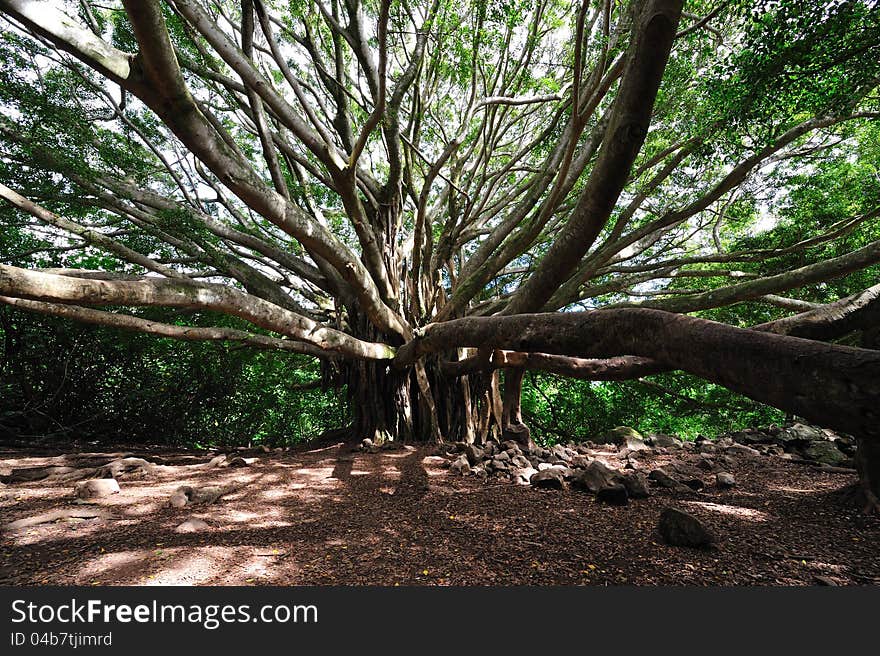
[{"xmin": 683, "ymin": 501, "xmax": 772, "ymax": 522}]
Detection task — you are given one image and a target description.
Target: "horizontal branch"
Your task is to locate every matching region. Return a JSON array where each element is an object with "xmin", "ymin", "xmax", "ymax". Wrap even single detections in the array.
[
  {"xmin": 0, "ymin": 265, "xmax": 394, "ymax": 360},
  {"xmin": 0, "ymin": 296, "xmax": 331, "ymax": 358},
  {"xmin": 397, "ymin": 308, "xmax": 880, "ymax": 440}
]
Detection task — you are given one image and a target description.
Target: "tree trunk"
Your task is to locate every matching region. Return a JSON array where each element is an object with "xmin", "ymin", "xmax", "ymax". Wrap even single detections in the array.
[
  {"xmin": 344, "ymin": 356, "xmax": 494, "ymax": 444},
  {"xmin": 501, "ymin": 368, "xmax": 535, "ymax": 451},
  {"xmin": 854, "ymin": 437, "xmax": 880, "ymax": 514}
]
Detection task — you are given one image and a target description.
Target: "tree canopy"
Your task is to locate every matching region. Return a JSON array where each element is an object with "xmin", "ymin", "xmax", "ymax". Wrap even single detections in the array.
[{"xmin": 0, "ymin": 0, "xmax": 879, "ymax": 460}]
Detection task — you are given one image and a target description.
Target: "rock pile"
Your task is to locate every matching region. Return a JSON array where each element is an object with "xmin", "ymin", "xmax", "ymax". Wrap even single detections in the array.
[
  {"xmin": 722, "ymin": 422, "xmax": 854, "ymax": 467},
  {"xmin": 442, "ymin": 421, "xmax": 856, "ymax": 502}
]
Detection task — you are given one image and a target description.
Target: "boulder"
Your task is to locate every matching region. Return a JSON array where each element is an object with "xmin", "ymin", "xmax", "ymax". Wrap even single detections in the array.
[
  {"xmin": 571, "ymin": 461, "xmax": 619, "ymax": 493},
  {"xmin": 716, "ymin": 472, "xmax": 736, "ymax": 488},
  {"xmin": 595, "ymin": 426, "xmax": 643, "ymax": 446},
  {"xmin": 74, "ymin": 478, "xmax": 120, "ymax": 500},
  {"xmin": 530, "ymin": 468, "xmax": 565, "ymax": 490},
  {"xmin": 801, "ymin": 441, "xmax": 848, "ymax": 466},
  {"xmin": 226, "ymin": 457, "xmax": 249, "ymax": 468},
  {"xmin": 494, "ymin": 450, "xmax": 511, "ymax": 463},
  {"xmin": 570, "ymin": 455, "xmax": 591, "ymax": 469},
  {"xmin": 658, "ymin": 507, "xmax": 714, "ymax": 548},
  {"xmin": 596, "ymin": 484, "xmax": 629, "ymax": 506},
  {"xmin": 175, "ymin": 518, "xmax": 210, "ymax": 534},
  {"xmin": 511, "ymin": 455, "xmax": 532, "ymax": 469}
]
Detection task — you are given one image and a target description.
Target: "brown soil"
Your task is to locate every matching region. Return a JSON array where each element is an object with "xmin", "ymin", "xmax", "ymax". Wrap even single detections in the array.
[{"xmin": 1, "ymin": 441, "xmax": 878, "ymax": 585}]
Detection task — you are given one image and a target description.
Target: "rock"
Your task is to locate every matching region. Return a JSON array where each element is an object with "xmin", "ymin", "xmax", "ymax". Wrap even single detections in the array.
[
  {"xmin": 465, "ymin": 444, "xmax": 484, "ymax": 465},
  {"xmin": 801, "ymin": 441, "xmax": 848, "ymax": 466},
  {"xmin": 472, "ymin": 466, "xmax": 488, "ymax": 482},
  {"xmin": 227, "ymin": 457, "xmax": 249, "ymax": 468},
  {"xmin": 648, "ymin": 468, "xmax": 693, "ymax": 494},
  {"xmin": 621, "ymin": 472, "xmax": 650, "ymax": 499},
  {"xmin": 530, "ymin": 468, "xmax": 565, "ymax": 490},
  {"xmin": 658, "ymin": 507, "xmax": 714, "ymax": 548},
  {"xmin": 716, "ymin": 472, "xmax": 736, "ymax": 488},
  {"xmin": 175, "ymin": 518, "xmax": 210, "ymax": 534},
  {"xmin": 537, "ymin": 462, "xmax": 554, "ymax": 471},
  {"xmin": 696, "ymin": 457, "xmax": 715, "ymax": 472},
  {"xmin": 716, "ymin": 436, "xmax": 735, "ymax": 449},
  {"xmin": 490, "ymin": 457, "xmax": 510, "ymax": 472},
  {"xmin": 501, "ymin": 441, "xmax": 523, "ymax": 456},
  {"xmin": 360, "ymin": 438, "xmax": 374, "ymax": 451},
  {"xmin": 570, "ymin": 455, "xmax": 591, "ymax": 468},
  {"xmin": 781, "ymin": 423, "xmax": 826, "ymax": 446},
  {"xmin": 595, "ymin": 426, "xmax": 643, "ymax": 446},
  {"xmin": 511, "ymin": 467, "xmax": 538, "ymax": 486},
  {"xmin": 548, "ymin": 465, "xmax": 575, "ymax": 480},
  {"xmin": 482, "ymin": 442, "xmax": 498, "ymax": 457},
  {"xmin": 725, "ymin": 444, "xmax": 761, "ymax": 458},
  {"xmin": 621, "ymin": 435, "xmax": 649, "ymax": 452},
  {"xmin": 74, "ymin": 478, "xmax": 120, "ymax": 500},
  {"xmin": 550, "ymin": 444, "xmax": 572, "ymax": 461},
  {"xmin": 450, "ymin": 455, "xmax": 471, "ymax": 476},
  {"xmin": 494, "ymin": 450, "xmax": 511, "ymax": 463},
  {"xmin": 649, "ymin": 433, "xmax": 682, "ymax": 448},
  {"xmin": 169, "ymin": 487, "xmax": 191, "ymax": 508},
  {"xmin": 682, "ymin": 478, "xmax": 705, "ymax": 491},
  {"xmin": 596, "ymin": 484, "xmax": 629, "ymax": 505},
  {"xmin": 511, "ymin": 455, "xmax": 532, "ymax": 469},
  {"xmin": 571, "ymin": 461, "xmax": 619, "ymax": 493}
]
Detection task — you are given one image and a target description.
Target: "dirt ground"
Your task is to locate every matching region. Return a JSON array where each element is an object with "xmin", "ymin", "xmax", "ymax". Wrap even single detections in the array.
[{"xmin": 1, "ymin": 440, "xmax": 879, "ymax": 586}]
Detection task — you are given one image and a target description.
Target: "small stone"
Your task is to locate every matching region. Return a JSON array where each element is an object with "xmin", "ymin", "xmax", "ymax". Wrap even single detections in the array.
[
  {"xmin": 495, "ymin": 451, "xmax": 511, "ymax": 463},
  {"xmin": 511, "ymin": 467, "xmax": 538, "ymax": 485},
  {"xmin": 450, "ymin": 455, "xmax": 471, "ymax": 476},
  {"xmin": 465, "ymin": 444, "xmax": 484, "ymax": 465},
  {"xmin": 621, "ymin": 435, "xmax": 649, "ymax": 452},
  {"xmin": 621, "ymin": 472, "xmax": 650, "ymax": 499},
  {"xmin": 725, "ymin": 443, "xmax": 761, "ymax": 457},
  {"xmin": 696, "ymin": 457, "xmax": 715, "ymax": 471},
  {"xmin": 490, "ymin": 457, "xmax": 510, "ymax": 472},
  {"xmin": 650, "ymin": 433, "xmax": 682, "ymax": 448},
  {"xmin": 658, "ymin": 507, "xmax": 714, "ymax": 548},
  {"xmin": 530, "ymin": 468, "xmax": 565, "ymax": 489},
  {"xmin": 501, "ymin": 441, "xmax": 523, "ymax": 455},
  {"xmin": 175, "ymin": 518, "xmax": 210, "ymax": 534},
  {"xmin": 596, "ymin": 484, "xmax": 629, "ymax": 505},
  {"xmin": 716, "ymin": 472, "xmax": 736, "ymax": 488},
  {"xmin": 74, "ymin": 479, "xmax": 120, "ymax": 500}
]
